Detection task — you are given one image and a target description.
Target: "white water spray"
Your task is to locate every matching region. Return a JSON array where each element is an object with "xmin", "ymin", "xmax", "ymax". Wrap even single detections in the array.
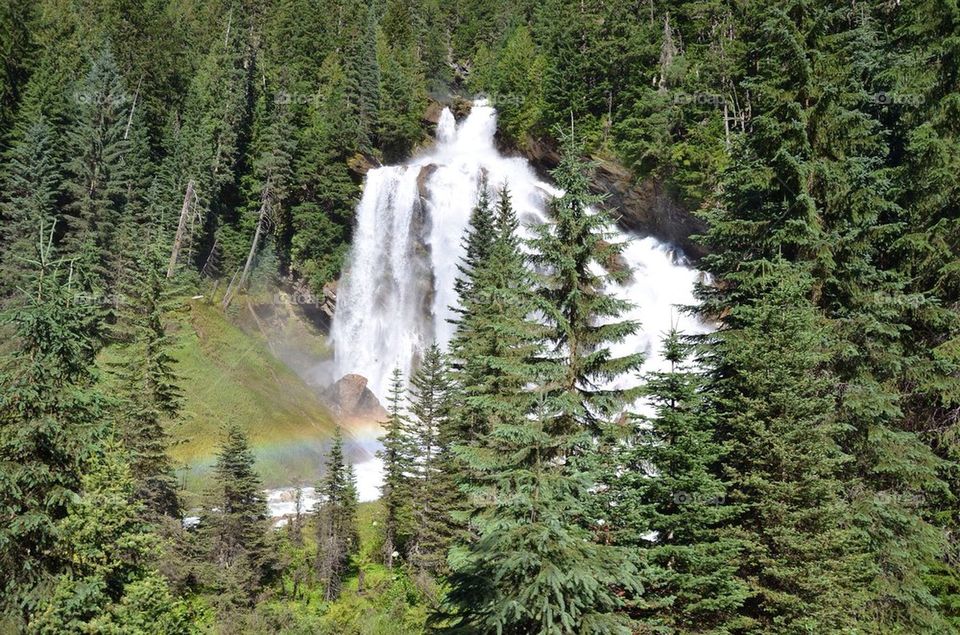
[{"xmin": 331, "ymin": 100, "xmax": 707, "ymax": 400}]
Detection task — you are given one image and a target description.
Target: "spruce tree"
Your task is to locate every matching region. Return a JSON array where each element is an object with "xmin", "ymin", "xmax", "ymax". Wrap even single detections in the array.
[
  {"xmin": 30, "ymin": 441, "xmax": 187, "ymax": 633},
  {"xmin": 60, "ymin": 45, "xmax": 135, "ymax": 293},
  {"xmin": 0, "ymin": 115, "xmax": 60, "ymax": 304},
  {"xmin": 0, "ymin": 240, "xmax": 107, "ymax": 622},
  {"xmin": 198, "ymin": 425, "xmax": 273, "ymax": 607},
  {"xmin": 408, "ymin": 343, "xmax": 457, "ymax": 575},
  {"xmin": 530, "ymin": 136, "xmax": 644, "ymax": 435},
  {"xmin": 706, "ymin": 260, "xmax": 872, "ymax": 632},
  {"xmin": 620, "ymin": 329, "xmax": 746, "ymax": 632},
  {"xmin": 453, "ymin": 174, "xmax": 495, "ymax": 301},
  {"xmin": 377, "ymin": 368, "xmax": 416, "ymax": 568},
  {"xmin": 315, "ymin": 426, "xmax": 359, "ymax": 601},
  {"xmin": 109, "ymin": 246, "xmax": 182, "ymax": 519},
  {"xmin": 440, "ymin": 184, "xmax": 639, "ymax": 633},
  {"xmin": 448, "ymin": 185, "xmax": 543, "ymax": 446}
]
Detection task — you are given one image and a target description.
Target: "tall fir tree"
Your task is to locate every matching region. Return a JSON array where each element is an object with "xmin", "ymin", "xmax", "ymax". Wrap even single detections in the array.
[
  {"xmin": 0, "ymin": 115, "xmax": 60, "ymax": 304},
  {"xmin": 377, "ymin": 368, "xmax": 416, "ymax": 568},
  {"xmin": 29, "ymin": 441, "xmax": 188, "ymax": 633},
  {"xmin": 440, "ymin": 184, "xmax": 639, "ymax": 633},
  {"xmin": 407, "ymin": 343, "xmax": 457, "ymax": 575},
  {"xmin": 315, "ymin": 426, "xmax": 359, "ymax": 601},
  {"xmin": 0, "ymin": 240, "xmax": 107, "ymax": 623},
  {"xmin": 198, "ymin": 424, "xmax": 274, "ymax": 608},
  {"xmin": 608, "ymin": 329, "xmax": 746, "ymax": 632},
  {"xmin": 108, "ymin": 246, "xmax": 182, "ymax": 519},
  {"xmin": 60, "ymin": 45, "xmax": 136, "ymax": 294}
]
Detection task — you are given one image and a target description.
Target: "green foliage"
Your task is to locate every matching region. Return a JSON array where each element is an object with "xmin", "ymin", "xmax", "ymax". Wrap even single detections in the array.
[
  {"xmin": 377, "ymin": 368, "xmax": 417, "ymax": 568},
  {"xmin": 407, "ymin": 344, "xmax": 457, "ymax": 574},
  {"xmin": 0, "ymin": 253, "xmax": 106, "ymax": 621},
  {"xmin": 0, "ymin": 115, "xmax": 60, "ymax": 302},
  {"xmin": 29, "ymin": 442, "xmax": 189, "ymax": 634},
  {"xmin": 375, "ymin": 30, "xmax": 427, "ymax": 161},
  {"xmin": 608, "ymin": 330, "xmax": 746, "ymax": 632},
  {"xmin": 316, "ymin": 427, "xmax": 360, "ymax": 600},
  {"xmin": 197, "ymin": 424, "xmax": 275, "ymax": 608}
]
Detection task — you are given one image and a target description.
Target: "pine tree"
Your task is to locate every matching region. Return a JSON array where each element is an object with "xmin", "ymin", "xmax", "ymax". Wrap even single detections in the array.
[
  {"xmin": 109, "ymin": 246, "xmax": 182, "ymax": 519},
  {"xmin": 530, "ymin": 135, "xmax": 645, "ymax": 436},
  {"xmin": 453, "ymin": 174, "xmax": 495, "ymax": 301},
  {"xmin": 621, "ymin": 329, "xmax": 746, "ymax": 632},
  {"xmin": 377, "ymin": 368, "xmax": 416, "ymax": 568},
  {"xmin": 198, "ymin": 425, "xmax": 273, "ymax": 608},
  {"xmin": 408, "ymin": 343, "xmax": 456, "ymax": 575},
  {"xmin": 60, "ymin": 45, "xmax": 136, "ymax": 293},
  {"xmin": 315, "ymin": 426, "xmax": 359, "ymax": 601},
  {"xmin": 0, "ymin": 115, "xmax": 60, "ymax": 304},
  {"xmin": 0, "ymin": 239, "xmax": 107, "ymax": 622},
  {"xmin": 375, "ymin": 29, "xmax": 426, "ymax": 160},
  {"xmin": 30, "ymin": 442, "xmax": 188, "ymax": 633},
  {"xmin": 440, "ymin": 183, "xmax": 639, "ymax": 633}
]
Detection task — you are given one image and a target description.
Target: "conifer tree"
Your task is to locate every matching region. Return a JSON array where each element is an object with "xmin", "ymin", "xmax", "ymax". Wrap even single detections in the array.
[
  {"xmin": 705, "ymin": 260, "xmax": 871, "ymax": 632},
  {"xmin": 0, "ymin": 239, "xmax": 107, "ymax": 622},
  {"xmin": 377, "ymin": 368, "xmax": 416, "ymax": 568},
  {"xmin": 0, "ymin": 115, "xmax": 60, "ymax": 304},
  {"xmin": 375, "ymin": 30, "xmax": 426, "ymax": 160},
  {"xmin": 109, "ymin": 247, "xmax": 182, "ymax": 519},
  {"xmin": 530, "ymin": 136, "xmax": 644, "ymax": 436},
  {"xmin": 441, "ymin": 183, "xmax": 639, "ymax": 633},
  {"xmin": 408, "ymin": 343, "xmax": 457, "ymax": 574},
  {"xmin": 453, "ymin": 174, "xmax": 495, "ymax": 301},
  {"xmin": 447, "ymin": 185, "xmax": 543, "ymax": 446},
  {"xmin": 61, "ymin": 45, "xmax": 135, "ymax": 293},
  {"xmin": 315, "ymin": 426, "xmax": 359, "ymax": 601},
  {"xmin": 30, "ymin": 442, "xmax": 187, "ymax": 633},
  {"xmin": 621, "ymin": 329, "xmax": 746, "ymax": 632},
  {"xmin": 198, "ymin": 425, "xmax": 273, "ymax": 607}
]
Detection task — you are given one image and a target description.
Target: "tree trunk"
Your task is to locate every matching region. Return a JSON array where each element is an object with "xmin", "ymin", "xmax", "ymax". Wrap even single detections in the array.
[
  {"xmin": 166, "ymin": 180, "xmax": 195, "ymax": 278},
  {"xmin": 222, "ymin": 191, "xmax": 269, "ymax": 309}
]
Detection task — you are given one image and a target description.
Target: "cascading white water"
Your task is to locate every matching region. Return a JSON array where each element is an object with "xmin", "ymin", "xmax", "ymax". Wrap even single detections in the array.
[{"xmin": 331, "ymin": 100, "xmax": 707, "ymax": 401}]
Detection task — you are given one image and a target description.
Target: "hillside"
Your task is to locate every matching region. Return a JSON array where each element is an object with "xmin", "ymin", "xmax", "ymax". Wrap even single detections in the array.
[{"xmin": 168, "ymin": 299, "xmax": 338, "ymax": 501}]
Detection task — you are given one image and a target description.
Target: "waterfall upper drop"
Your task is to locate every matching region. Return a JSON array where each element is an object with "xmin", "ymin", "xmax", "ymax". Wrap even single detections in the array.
[{"xmin": 330, "ymin": 100, "xmax": 707, "ymax": 400}]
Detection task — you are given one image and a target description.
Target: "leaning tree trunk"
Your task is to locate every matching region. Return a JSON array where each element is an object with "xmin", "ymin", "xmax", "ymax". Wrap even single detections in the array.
[
  {"xmin": 167, "ymin": 180, "xmax": 195, "ymax": 278},
  {"xmin": 222, "ymin": 189, "xmax": 270, "ymax": 309}
]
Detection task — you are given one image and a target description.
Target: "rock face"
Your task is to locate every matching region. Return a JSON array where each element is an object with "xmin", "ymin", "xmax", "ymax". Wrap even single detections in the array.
[
  {"xmin": 592, "ymin": 158, "xmax": 708, "ymax": 260},
  {"xmin": 317, "ymin": 281, "xmax": 337, "ymax": 331},
  {"xmin": 324, "ymin": 374, "xmax": 385, "ymax": 419},
  {"xmin": 506, "ymin": 134, "xmax": 707, "ymax": 261}
]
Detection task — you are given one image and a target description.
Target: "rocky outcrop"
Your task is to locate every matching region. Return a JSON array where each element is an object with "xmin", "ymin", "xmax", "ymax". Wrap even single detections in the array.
[
  {"xmin": 347, "ymin": 152, "xmax": 380, "ymax": 177},
  {"xmin": 502, "ymin": 134, "xmax": 707, "ymax": 261},
  {"xmin": 323, "ymin": 374, "xmax": 386, "ymax": 419},
  {"xmin": 317, "ymin": 281, "xmax": 337, "ymax": 331},
  {"xmin": 592, "ymin": 158, "xmax": 708, "ymax": 260}
]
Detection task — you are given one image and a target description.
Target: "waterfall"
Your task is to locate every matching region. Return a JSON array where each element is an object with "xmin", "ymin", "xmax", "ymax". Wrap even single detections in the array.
[{"xmin": 331, "ymin": 100, "xmax": 707, "ymax": 401}]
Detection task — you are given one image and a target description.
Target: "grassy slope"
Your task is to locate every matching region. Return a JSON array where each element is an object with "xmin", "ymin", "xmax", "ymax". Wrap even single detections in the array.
[{"xmin": 168, "ymin": 300, "xmax": 337, "ymax": 498}]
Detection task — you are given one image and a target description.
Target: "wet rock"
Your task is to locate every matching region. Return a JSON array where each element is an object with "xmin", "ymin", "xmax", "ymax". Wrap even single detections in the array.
[
  {"xmin": 347, "ymin": 152, "xmax": 380, "ymax": 177},
  {"xmin": 324, "ymin": 374, "xmax": 385, "ymax": 418},
  {"xmin": 591, "ymin": 157, "xmax": 708, "ymax": 260},
  {"xmin": 423, "ymin": 100, "xmax": 444, "ymax": 125}
]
